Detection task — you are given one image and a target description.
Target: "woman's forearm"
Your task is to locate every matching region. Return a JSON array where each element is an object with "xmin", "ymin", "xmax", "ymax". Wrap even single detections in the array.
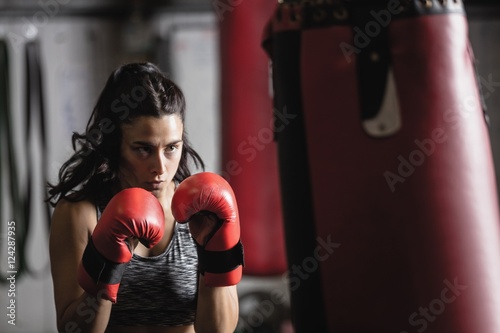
[
  {"xmin": 57, "ymin": 292, "xmax": 112, "ymax": 333},
  {"xmin": 194, "ymin": 276, "xmax": 239, "ymax": 333}
]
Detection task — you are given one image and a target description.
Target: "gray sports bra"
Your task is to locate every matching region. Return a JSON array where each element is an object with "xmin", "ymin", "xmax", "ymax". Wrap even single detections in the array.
[{"xmin": 97, "ymin": 205, "xmax": 199, "ymax": 327}]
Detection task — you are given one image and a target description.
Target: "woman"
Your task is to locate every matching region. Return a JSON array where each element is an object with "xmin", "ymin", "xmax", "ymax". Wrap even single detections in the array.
[{"xmin": 48, "ymin": 62, "xmax": 239, "ymax": 333}]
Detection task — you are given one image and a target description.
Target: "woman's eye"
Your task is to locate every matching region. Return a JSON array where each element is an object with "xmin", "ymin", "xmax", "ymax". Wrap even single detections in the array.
[
  {"xmin": 134, "ymin": 146, "xmax": 151, "ymax": 155},
  {"xmin": 166, "ymin": 144, "xmax": 179, "ymax": 153}
]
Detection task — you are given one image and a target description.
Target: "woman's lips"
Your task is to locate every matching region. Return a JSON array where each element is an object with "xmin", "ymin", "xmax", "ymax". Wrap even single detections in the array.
[{"xmin": 146, "ymin": 181, "xmax": 164, "ymax": 190}]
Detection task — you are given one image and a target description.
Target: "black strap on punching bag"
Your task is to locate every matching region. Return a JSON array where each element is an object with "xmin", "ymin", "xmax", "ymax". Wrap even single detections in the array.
[{"xmin": 265, "ymin": 22, "xmax": 329, "ymax": 333}]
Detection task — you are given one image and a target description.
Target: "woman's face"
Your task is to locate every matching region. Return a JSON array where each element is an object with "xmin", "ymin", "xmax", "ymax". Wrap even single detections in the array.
[{"xmin": 118, "ymin": 114, "xmax": 183, "ymax": 198}]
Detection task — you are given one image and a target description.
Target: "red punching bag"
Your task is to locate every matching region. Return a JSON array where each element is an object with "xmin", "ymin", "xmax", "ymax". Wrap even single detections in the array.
[
  {"xmin": 218, "ymin": 0, "xmax": 287, "ymax": 276},
  {"xmin": 264, "ymin": 1, "xmax": 500, "ymax": 332}
]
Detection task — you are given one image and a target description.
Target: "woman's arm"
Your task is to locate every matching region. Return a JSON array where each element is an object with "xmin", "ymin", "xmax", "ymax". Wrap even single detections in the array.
[
  {"xmin": 49, "ymin": 199, "xmax": 112, "ymax": 333},
  {"xmin": 171, "ymin": 173, "xmax": 244, "ymax": 333},
  {"xmin": 194, "ymin": 276, "xmax": 239, "ymax": 333}
]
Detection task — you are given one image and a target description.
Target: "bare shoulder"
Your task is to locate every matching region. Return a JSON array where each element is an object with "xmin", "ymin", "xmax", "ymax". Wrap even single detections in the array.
[
  {"xmin": 49, "ymin": 198, "xmax": 97, "ymax": 288},
  {"xmin": 50, "ymin": 199, "xmax": 97, "ymax": 247},
  {"xmin": 52, "ymin": 198, "xmax": 96, "ymax": 220}
]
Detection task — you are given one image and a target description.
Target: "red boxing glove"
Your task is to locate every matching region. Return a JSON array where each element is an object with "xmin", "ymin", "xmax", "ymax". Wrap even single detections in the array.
[
  {"xmin": 171, "ymin": 172, "xmax": 244, "ymax": 286},
  {"xmin": 78, "ymin": 188, "xmax": 164, "ymax": 302}
]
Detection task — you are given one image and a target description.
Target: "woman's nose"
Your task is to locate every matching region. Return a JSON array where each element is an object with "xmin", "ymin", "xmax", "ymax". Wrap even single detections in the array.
[{"xmin": 151, "ymin": 152, "xmax": 167, "ymax": 175}]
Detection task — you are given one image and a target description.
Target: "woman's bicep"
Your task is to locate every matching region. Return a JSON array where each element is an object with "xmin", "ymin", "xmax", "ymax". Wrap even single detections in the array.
[{"xmin": 49, "ymin": 200, "xmax": 95, "ymax": 326}]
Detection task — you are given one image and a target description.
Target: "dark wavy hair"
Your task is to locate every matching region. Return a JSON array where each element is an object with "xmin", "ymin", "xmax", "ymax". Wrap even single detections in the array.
[{"xmin": 47, "ymin": 62, "xmax": 204, "ymax": 207}]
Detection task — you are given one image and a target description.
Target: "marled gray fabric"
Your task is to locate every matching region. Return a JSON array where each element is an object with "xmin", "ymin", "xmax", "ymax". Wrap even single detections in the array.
[{"xmin": 108, "ymin": 222, "xmax": 199, "ymax": 327}]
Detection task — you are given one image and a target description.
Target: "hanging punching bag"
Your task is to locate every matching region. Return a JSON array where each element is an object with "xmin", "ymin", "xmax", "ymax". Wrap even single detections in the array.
[
  {"xmin": 218, "ymin": 0, "xmax": 287, "ymax": 276},
  {"xmin": 263, "ymin": 0, "xmax": 500, "ymax": 332}
]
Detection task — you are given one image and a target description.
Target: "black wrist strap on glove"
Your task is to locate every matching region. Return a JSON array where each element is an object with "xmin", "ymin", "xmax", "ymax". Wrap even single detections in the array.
[
  {"xmin": 81, "ymin": 238, "xmax": 127, "ymax": 284},
  {"xmin": 197, "ymin": 240, "xmax": 245, "ymax": 275}
]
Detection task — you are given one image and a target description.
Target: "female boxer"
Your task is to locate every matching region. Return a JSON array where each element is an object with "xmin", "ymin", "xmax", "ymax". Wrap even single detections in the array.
[{"xmin": 47, "ymin": 63, "xmax": 241, "ymax": 333}]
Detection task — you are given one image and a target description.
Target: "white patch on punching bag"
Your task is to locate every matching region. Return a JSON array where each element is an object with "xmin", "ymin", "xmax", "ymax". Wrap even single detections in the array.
[{"xmin": 362, "ymin": 67, "xmax": 402, "ymax": 138}]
